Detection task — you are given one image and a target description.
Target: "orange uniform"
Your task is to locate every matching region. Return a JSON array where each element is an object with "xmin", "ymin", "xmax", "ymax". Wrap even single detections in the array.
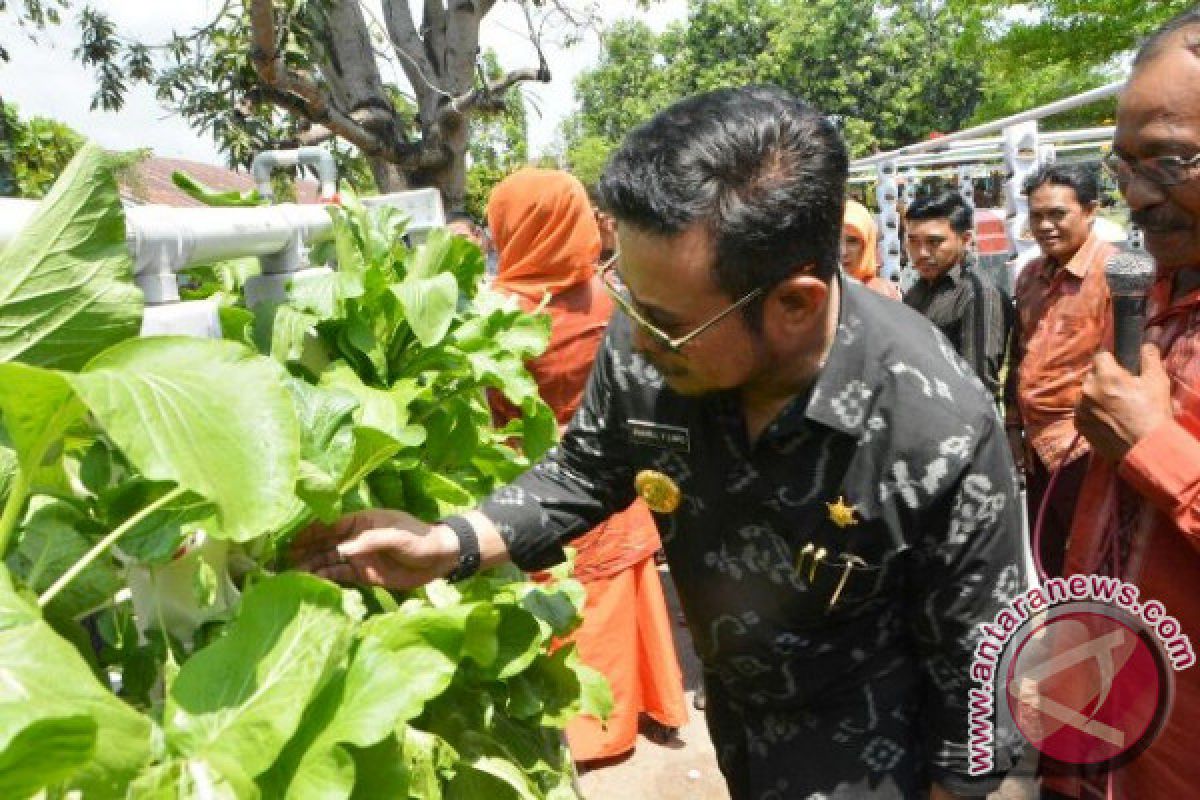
[{"xmin": 487, "ymin": 168, "xmax": 688, "ymax": 762}]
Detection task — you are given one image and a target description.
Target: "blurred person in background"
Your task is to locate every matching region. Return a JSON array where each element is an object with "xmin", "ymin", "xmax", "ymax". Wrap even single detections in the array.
[
  {"xmin": 1004, "ymin": 164, "xmax": 1114, "ymax": 578},
  {"xmin": 485, "ymin": 167, "xmax": 688, "ymax": 765},
  {"xmin": 842, "ymin": 199, "xmax": 902, "ymax": 300},
  {"xmin": 904, "ymin": 190, "xmax": 1011, "ymax": 395}
]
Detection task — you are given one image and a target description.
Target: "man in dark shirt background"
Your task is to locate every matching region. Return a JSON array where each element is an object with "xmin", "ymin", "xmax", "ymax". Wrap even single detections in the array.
[
  {"xmin": 904, "ymin": 191, "xmax": 1011, "ymax": 395},
  {"xmin": 296, "ymin": 87, "xmax": 1024, "ymax": 799}
]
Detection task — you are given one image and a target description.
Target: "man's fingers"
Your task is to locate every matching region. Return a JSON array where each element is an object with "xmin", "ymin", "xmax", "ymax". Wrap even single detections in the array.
[
  {"xmin": 312, "ymin": 563, "xmax": 361, "ymax": 584},
  {"xmin": 1092, "ymin": 350, "xmax": 1120, "ymax": 375},
  {"xmin": 337, "ymin": 527, "xmax": 404, "ymax": 558},
  {"xmin": 1140, "ymin": 342, "xmax": 1166, "ymax": 376}
]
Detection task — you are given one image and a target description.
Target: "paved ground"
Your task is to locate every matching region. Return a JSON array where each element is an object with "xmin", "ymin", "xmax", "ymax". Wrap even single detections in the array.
[{"xmin": 576, "ymin": 568, "xmax": 1038, "ymax": 800}]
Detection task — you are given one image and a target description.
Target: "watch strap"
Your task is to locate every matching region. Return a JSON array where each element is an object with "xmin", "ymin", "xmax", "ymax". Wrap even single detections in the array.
[{"xmin": 441, "ymin": 515, "xmax": 481, "ymax": 582}]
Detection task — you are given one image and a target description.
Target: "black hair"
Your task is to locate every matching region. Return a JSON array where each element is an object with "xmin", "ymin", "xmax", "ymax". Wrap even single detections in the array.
[
  {"xmin": 1134, "ymin": 7, "xmax": 1200, "ymax": 68},
  {"xmin": 596, "ymin": 85, "xmax": 848, "ymax": 323},
  {"xmin": 1022, "ymin": 163, "xmax": 1100, "ymax": 207},
  {"xmin": 904, "ymin": 190, "xmax": 974, "ymax": 234}
]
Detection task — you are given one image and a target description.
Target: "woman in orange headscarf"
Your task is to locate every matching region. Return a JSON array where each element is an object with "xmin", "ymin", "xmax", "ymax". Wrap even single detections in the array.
[
  {"xmin": 843, "ymin": 199, "xmax": 902, "ymax": 300},
  {"xmin": 487, "ymin": 168, "xmax": 688, "ymax": 764}
]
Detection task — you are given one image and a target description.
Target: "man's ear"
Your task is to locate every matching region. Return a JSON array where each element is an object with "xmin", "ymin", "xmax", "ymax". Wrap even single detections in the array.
[{"xmin": 766, "ymin": 272, "xmax": 829, "ymax": 326}]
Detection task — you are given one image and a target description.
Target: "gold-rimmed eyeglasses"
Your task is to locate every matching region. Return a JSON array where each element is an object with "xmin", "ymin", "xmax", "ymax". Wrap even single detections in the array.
[
  {"xmin": 1102, "ymin": 149, "xmax": 1200, "ymax": 188},
  {"xmin": 598, "ymin": 252, "xmax": 763, "ymax": 353}
]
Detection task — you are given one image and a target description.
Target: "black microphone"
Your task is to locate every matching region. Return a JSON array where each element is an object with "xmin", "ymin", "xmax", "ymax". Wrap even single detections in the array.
[{"xmin": 1104, "ymin": 249, "xmax": 1156, "ymax": 374}]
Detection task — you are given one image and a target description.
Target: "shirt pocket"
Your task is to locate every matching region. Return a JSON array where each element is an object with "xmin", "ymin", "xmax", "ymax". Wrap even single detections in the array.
[
  {"xmin": 1038, "ymin": 312, "xmax": 1105, "ymax": 372},
  {"xmin": 787, "ymin": 518, "xmax": 905, "ymax": 621}
]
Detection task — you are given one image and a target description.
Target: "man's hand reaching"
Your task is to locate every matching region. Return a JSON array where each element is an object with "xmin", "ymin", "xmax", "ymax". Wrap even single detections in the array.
[{"xmin": 291, "ymin": 509, "xmax": 460, "ymax": 590}]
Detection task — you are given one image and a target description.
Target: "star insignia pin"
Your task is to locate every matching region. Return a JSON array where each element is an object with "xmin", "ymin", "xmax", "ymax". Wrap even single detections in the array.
[
  {"xmin": 827, "ymin": 496, "xmax": 859, "ymax": 529},
  {"xmin": 635, "ymin": 469, "xmax": 682, "ymax": 514}
]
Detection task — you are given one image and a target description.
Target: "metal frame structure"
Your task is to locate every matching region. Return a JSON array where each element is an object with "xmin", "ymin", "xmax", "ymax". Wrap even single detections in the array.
[{"xmin": 851, "ymin": 82, "xmax": 1126, "ymax": 285}]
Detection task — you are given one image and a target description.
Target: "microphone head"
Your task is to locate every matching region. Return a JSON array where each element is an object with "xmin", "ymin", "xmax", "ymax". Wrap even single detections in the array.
[{"xmin": 1104, "ymin": 250, "xmax": 1156, "ymax": 296}]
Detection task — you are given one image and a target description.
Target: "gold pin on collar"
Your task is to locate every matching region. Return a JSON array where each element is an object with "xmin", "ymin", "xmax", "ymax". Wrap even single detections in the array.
[
  {"xmin": 827, "ymin": 496, "xmax": 859, "ymax": 529},
  {"xmin": 635, "ymin": 469, "xmax": 682, "ymax": 514}
]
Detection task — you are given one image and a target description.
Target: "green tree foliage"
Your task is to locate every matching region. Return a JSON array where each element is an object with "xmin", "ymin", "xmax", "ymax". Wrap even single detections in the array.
[
  {"xmin": 0, "ymin": 1, "xmax": 576, "ymax": 210},
  {"xmin": 564, "ymin": 0, "xmax": 985, "ymax": 166},
  {"xmin": 0, "ymin": 101, "xmax": 84, "ymax": 198},
  {"xmin": 949, "ymin": 0, "xmax": 1196, "ymax": 128}
]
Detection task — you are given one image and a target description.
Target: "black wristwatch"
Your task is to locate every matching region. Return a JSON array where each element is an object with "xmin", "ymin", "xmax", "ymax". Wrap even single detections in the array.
[{"xmin": 441, "ymin": 515, "xmax": 482, "ymax": 582}]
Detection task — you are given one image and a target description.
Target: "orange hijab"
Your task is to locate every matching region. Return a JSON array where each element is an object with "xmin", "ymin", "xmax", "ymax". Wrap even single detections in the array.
[
  {"xmin": 843, "ymin": 199, "xmax": 880, "ymax": 282},
  {"xmin": 487, "ymin": 168, "xmax": 601, "ymax": 301}
]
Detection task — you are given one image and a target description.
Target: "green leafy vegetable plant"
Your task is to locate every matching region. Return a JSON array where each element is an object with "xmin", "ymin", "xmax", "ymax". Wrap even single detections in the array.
[{"xmin": 0, "ymin": 147, "xmax": 609, "ymax": 799}]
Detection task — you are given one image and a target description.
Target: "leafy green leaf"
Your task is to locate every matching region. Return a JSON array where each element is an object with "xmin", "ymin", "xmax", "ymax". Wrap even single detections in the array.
[
  {"xmin": 68, "ymin": 337, "xmax": 301, "ymax": 541},
  {"xmin": 0, "ymin": 566, "xmax": 154, "ymax": 798},
  {"xmin": 167, "ymin": 573, "xmax": 351, "ymax": 780},
  {"xmin": 319, "ymin": 363, "xmax": 423, "ymax": 442},
  {"xmin": 0, "ymin": 143, "xmax": 143, "ymax": 369},
  {"xmin": 127, "ymin": 754, "xmax": 261, "ymax": 800},
  {"xmin": 7, "ymin": 500, "xmax": 121, "ymax": 620},
  {"xmin": 260, "ymin": 634, "xmax": 433, "ymax": 800},
  {"xmin": 0, "ymin": 362, "xmax": 84, "ymax": 474},
  {"xmin": 392, "ymin": 273, "xmax": 459, "ymax": 348},
  {"xmin": 347, "ymin": 734, "xmax": 411, "ymax": 800},
  {"xmin": 171, "ymin": 170, "xmax": 264, "ymax": 207},
  {"xmin": 0, "ymin": 711, "xmax": 96, "ymax": 800},
  {"xmin": 408, "ymin": 229, "xmax": 485, "ymax": 292}
]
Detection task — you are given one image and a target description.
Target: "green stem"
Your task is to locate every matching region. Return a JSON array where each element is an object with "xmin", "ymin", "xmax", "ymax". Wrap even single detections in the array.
[
  {"xmin": 39, "ymin": 486, "xmax": 187, "ymax": 609},
  {"xmin": 0, "ymin": 467, "xmax": 31, "ymax": 559}
]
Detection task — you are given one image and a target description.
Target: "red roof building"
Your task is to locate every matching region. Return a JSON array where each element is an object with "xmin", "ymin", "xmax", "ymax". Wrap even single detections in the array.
[{"xmin": 120, "ymin": 156, "xmax": 321, "ymax": 207}]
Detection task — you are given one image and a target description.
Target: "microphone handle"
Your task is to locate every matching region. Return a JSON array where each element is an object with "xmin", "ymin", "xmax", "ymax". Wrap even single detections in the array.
[{"xmin": 1112, "ymin": 294, "xmax": 1147, "ymax": 375}]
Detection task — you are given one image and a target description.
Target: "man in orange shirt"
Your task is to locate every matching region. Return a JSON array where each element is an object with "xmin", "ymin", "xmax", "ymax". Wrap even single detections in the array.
[
  {"xmin": 1055, "ymin": 9, "xmax": 1200, "ymax": 798},
  {"xmin": 1005, "ymin": 165, "xmax": 1115, "ymax": 577}
]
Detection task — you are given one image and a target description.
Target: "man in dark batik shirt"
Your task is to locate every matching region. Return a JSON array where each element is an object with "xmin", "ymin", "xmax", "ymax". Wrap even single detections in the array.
[{"xmin": 297, "ymin": 87, "xmax": 1025, "ymax": 799}]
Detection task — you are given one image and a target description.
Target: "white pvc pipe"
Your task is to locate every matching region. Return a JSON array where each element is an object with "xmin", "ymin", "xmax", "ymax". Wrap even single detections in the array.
[
  {"xmin": 852, "ymin": 81, "xmax": 1124, "ymax": 168},
  {"xmin": 850, "ymin": 140, "xmax": 1112, "ymax": 173},
  {"xmin": 251, "ymin": 147, "xmax": 338, "ymax": 201},
  {"xmin": 0, "ymin": 198, "xmax": 334, "ymax": 303}
]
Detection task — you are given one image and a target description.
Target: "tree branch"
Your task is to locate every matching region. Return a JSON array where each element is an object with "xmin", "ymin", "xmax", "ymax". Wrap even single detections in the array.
[
  {"xmin": 248, "ymin": 0, "xmax": 399, "ymax": 160},
  {"xmin": 423, "ymin": 0, "xmax": 448, "ymax": 78},
  {"xmin": 382, "ymin": 0, "xmax": 450, "ymax": 103},
  {"xmin": 440, "ymin": 65, "xmax": 550, "ymax": 124}
]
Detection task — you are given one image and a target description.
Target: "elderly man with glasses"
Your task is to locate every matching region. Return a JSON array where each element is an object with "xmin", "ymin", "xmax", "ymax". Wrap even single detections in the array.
[
  {"xmin": 295, "ymin": 86, "xmax": 1024, "ymax": 799},
  {"xmin": 1046, "ymin": 11, "xmax": 1200, "ymax": 799}
]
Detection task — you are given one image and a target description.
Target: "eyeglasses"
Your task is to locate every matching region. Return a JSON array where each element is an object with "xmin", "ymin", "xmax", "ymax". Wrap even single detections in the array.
[
  {"xmin": 1102, "ymin": 149, "xmax": 1200, "ymax": 188},
  {"xmin": 598, "ymin": 252, "xmax": 763, "ymax": 353}
]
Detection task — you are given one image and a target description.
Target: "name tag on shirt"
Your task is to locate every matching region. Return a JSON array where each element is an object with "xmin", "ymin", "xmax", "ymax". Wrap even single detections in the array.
[{"xmin": 628, "ymin": 420, "xmax": 691, "ymax": 452}]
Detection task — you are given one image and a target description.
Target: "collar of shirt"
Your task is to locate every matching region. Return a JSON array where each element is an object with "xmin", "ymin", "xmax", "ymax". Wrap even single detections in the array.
[
  {"xmin": 803, "ymin": 275, "xmax": 872, "ymax": 438},
  {"xmin": 1039, "ymin": 231, "xmax": 1104, "ymax": 283},
  {"xmin": 921, "ymin": 261, "xmax": 966, "ymax": 292},
  {"xmin": 1149, "ymin": 273, "xmax": 1200, "ymax": 327},
  {"xmin": 714, "ymin": 275, "xmax": 874, "ymax": 444}
]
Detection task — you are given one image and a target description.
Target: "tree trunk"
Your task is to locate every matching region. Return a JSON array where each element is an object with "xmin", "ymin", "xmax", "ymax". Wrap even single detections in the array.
[
  {"xmin": 370, "ymin": 159, "xmax": 407, "ymax": 194},
  {"xmin": 422, "ymin": 2, "xmax": 486, "ymax": 211}
]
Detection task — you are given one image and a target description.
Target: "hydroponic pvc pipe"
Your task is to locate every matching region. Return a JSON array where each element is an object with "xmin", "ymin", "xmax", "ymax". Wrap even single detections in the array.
[
  {"xmin": 0, "ymin": 198, "xmax": 334, "ymax": 303},
  {"xmin": 251, "ymin": 147, "xmax": 338, "ymax": 201}
]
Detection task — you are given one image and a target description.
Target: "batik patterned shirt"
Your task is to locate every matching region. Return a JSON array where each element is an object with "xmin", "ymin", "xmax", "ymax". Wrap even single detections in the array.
[{"xmin": 481, "ymin": 279, "xmax": 1025, "ymax": 796}]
